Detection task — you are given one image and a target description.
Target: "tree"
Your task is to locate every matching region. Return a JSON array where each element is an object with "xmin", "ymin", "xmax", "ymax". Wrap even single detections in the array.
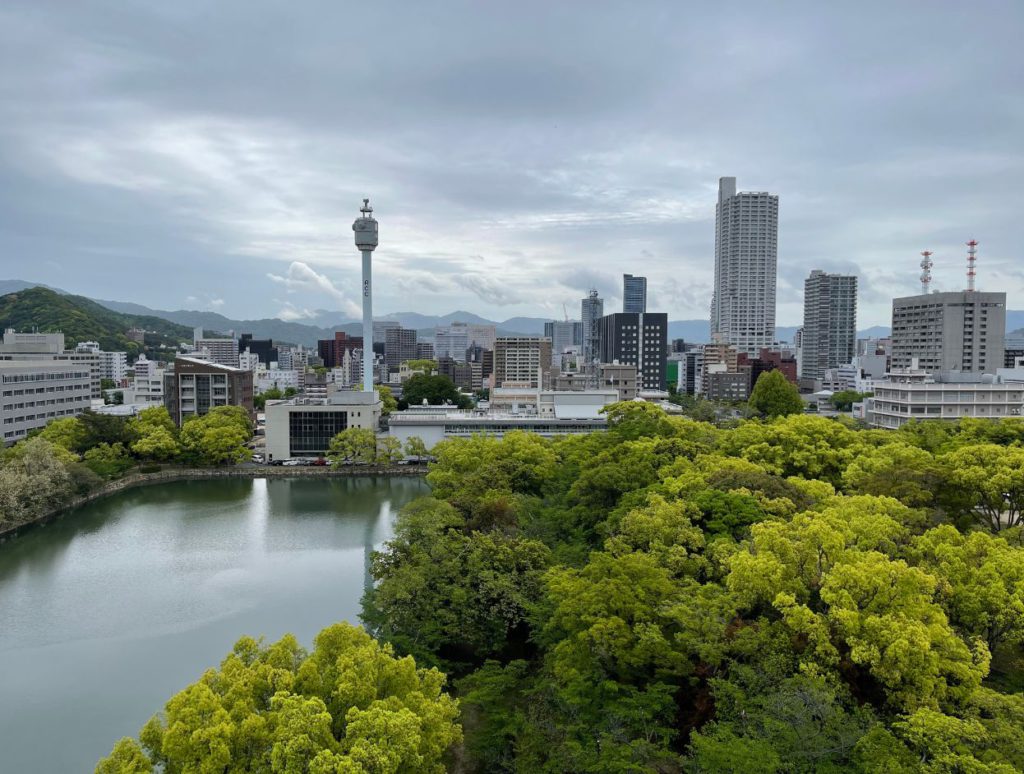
[
  {"xmin": 37, "ymin": 417, "xmax": 86, "ymax": 453},
  {"xmin": 831, "ymin": 389, "xmax": 872, "ymax": 412},
  {"xmin": 377, "ymin": 384, "xmax": 398, "ymax": 416},
  {"xmin": 748, "ymin": 370, "xmax": 803, "ymax": 418},
  {"xmin": 328, "ymin": 428, "xmax": 378, "ymax": 465},
  {"xmin": 403, "ymin": 435, "xmax": 430, "ymax": 460},
  {"xmin": 179, "ymin": 407, "xmax": 252, "ymax": 466},
  {"xmin": 77, "ymin": 410, "xmax": 136, "ymax": 451},
  {"xmin": 401, "ymin": 374, "xmax": 470, "ymax": 409},
  {"xmin": 404, "ymin": 359, "xmax": 438, "ymax": 375},
  {"xmin": 0, "ymin": 438, "xmax": 75, "ymax": 530},
  {"xmin": 129, "ymin": 407, "xmax": 180, "ymax": 461},
  {"xmin": 377, "ymin": 435, "xmax": 403, "ymax": 465},
  {"xmin": 95, "ymin": 622, "xmax": 461, "ymax": 773},
  {"xmin": 253, "ymin": 386, "xmax": 283, "ymax": 411},
  {"xmin": 941, "ymin": 444, "xmax": 1024, "ymax": 532},
  {"xmin": 83, "ymin": 442, "xmax": 134, "ymax": 479}
]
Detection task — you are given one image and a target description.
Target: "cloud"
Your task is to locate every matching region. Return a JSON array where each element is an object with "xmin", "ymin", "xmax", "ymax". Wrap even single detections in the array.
[
  {"xmin": 267, "ymin": 262, "xmax": 361, "ymax": 317},
  {"xmin": 452, "ymin": 273, "xmax": 523, "ymax": 307},
  {"xmin": 274, "ymin": 300, "xmax": 316, "ymax": 321}
]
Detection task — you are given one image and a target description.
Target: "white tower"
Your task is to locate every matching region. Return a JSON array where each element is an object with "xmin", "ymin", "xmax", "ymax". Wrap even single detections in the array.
[{"xmin": 352, "ymin": 199, "xmax": 378, "ymax": 393}]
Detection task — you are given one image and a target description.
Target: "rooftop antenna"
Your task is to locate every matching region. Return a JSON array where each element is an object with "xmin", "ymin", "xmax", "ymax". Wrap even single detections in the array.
[
  {"xmin": 966, "ymin": 239, "xmax": 978, "ymax": 292},
  {"xmin": 563, "ymin": 302, "xmax": 569, "ymax": 322},
  {"xmin": 919, "ymin": 250, "xmax": 933, "ymax": 294}
]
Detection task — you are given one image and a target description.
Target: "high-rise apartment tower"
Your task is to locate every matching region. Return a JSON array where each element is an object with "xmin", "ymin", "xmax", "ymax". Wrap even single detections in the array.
[
  {"xmin": 710, "ymin": 177, "xmax": 779, "ymax": 357},
  {"xmin": 800, "ymin": 270, "xmax": 858, "ymax": 381}
]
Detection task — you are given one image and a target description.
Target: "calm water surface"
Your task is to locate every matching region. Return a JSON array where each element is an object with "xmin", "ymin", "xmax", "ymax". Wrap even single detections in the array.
[{"xmin": 0, "ymin": 476, "xmax": 428, "ymax": 772}]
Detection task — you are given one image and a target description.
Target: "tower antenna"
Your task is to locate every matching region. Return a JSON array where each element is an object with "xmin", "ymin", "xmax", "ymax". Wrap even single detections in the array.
[
  {"xmin": 966, "ymin": 239, "xmax": 978, "ymax": 292},
  {"xmin": 352, "ymin": 198, "xmax": 379, "ymax": 393},
  {"xmin": 919, "ymin": 250, "xmax": 933, "ymax": 294}
]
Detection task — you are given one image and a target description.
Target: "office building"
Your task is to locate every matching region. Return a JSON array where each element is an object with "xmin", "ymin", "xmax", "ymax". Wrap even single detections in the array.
[
  {"xmin": 581, "ymin": 290, "xmax": 604, "ymax": 364},
  {"xmin": 318, "ymin": 332, "xmax": 364, "ymax": 369},
  {"xmin": 710, "ymin": 176, "xmax": 779, "ymax": 356},
  {"xmin": 384, "ymin": 327, "xmax": 418, "ymax": 375},
  {"xmin": 132, "ymin": 355, "xmax": 166, "ymax": 406},
  {"xmin": 434, "ymin": 323, "xmax": 496, "ymax": 361},
  {"xmin": 623, "ymin": 274, "xmax": 647, "ymax": 314},
  {"xmin": 0, "ymin": 329, "xmax": 102, "ymax": 399},
  {"xmin": 1005, "ymin": 334, "xmax": 1024, "ymax": 369},
  {"xmin": 163, "ymin": 356, "xmax": 254, "ymax": 425},
  {"xmin": 700, "ymin": 337, "xmax": 741, "ymax": 398},
  {"xmin": 438, "ymin": 356, "xmax": 474, "ymax": 392},
  {"xmin": 597, "ymin": 312, "xmax": 668, "ymax": 391},
  {"xmin": 416, "ymin": 342, "xmax": 435, "ymax": 360},
  {"xmin": 194, "ymin": 337, "xmax": 239, "ymax": 368},
  {"xmin": 551, "ymin": 362, "xmax": 639, "ymax": 401},
  {"xmin": 264, "ymin": 390, "xmax": 381, "ymax": 461},
  {"xmin": 679, "ymin": 349, "xmax": 704, "ymax": 395},
  {"xmin": 891, "ymin": 291, "xmax": 1006, "ymax": 374},
  {"xmin": 800, "ymin": 271, "xmax": 858, "ymax": 381},
  {"xmin": 544, "ymin": 320, "xmax": 582, "ymax": 368},
  {"xmin": 0, "ymin": 361, "xmax": 92, "ymax": 445},
  {"xmin": 238, "ymin": 334, "xmax": 278, "ymax": 366},
  {"xmin": 870, "ymin": 367, "xmax": 1024, "ymax": 429},
  {"xmin": 493, "ymin": 337, "xmax": 551, "ymax": 389}
]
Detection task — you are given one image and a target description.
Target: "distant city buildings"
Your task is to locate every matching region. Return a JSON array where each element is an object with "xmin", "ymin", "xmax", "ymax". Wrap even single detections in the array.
[
  {"xmin": 193, "ymin": 327, "xmax": 239, "ymax": 368},
  {"xmin": 891, "ymin": 290, "xmax": 1006, "ymax": 374},
  {"xmin": 870, "ymin": 366, "xmax": 1023, "ymax": 429},
  {"xmin": 597, "ymin": 312, "xmax": 667, "ymax": 391},
  {"xmin": 238, "ymin": 334, "xmax": 278, "ymax": 366},
  {"xmin": 318, "ymin": 332, "xmax": 363, "ymax": 369},
  {"xmin": 434, "ymin": 322, "xmax": 496, "ymax": 361},
  {"xmin": 581, "ymin": 290, "xmax": 603, "ymax": 365},
  {"xmin": 544, "ymin": 320, "xmax": 582, "ymax": 367},
  {"xmin": 384, "ymin": 326, "xmax": 418, "ymax": 375},
  {"xmin": 800, "ymin": 270, "xmax": 858, "ymax": 382},
  {"xmin": 711, "ymin": 176, "xmax": 779, "ymax": 357},
  {"xmin": 622, "ymin": 274, "xmax": 647, "ymax": 314}
]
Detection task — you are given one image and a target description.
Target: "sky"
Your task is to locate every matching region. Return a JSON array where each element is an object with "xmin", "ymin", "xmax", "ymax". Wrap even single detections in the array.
[{"xmin": 0, "ymin": 1, "xmax": 1021, "ymax": 327}]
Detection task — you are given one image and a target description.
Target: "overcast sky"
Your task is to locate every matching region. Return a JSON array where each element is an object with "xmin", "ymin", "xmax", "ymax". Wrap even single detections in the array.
[{"xmin": 0, "ymin": 2, "xmax": 1021, "ymax": 326}]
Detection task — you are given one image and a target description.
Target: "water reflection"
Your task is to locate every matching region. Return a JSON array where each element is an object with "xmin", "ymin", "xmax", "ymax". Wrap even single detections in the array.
[{"xmin": 0, "ymin": 476, "xmax": 427, "ymax": 772}]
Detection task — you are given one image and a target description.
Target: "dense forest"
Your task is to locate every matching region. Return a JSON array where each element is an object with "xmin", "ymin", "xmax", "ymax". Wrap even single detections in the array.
[
  {"xmin": 98, "ymin": 408, "xmax": 1024, "ymax": 772},
  {"xmin": 0, "ymin": 287, "xmax": 196, "ymax": 357}
]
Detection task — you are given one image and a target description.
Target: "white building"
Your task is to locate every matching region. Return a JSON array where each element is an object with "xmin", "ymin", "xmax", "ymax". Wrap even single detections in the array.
[
  {"xmin": 891, "ymin": 290, "xmax": 1006, "ymax": 374},
  {"xmin": 711, "ymin": 176, "xmax": 779, "ymax": 357},
  {"xmin": 132, "ymin": 355, "xmax": 166, "ymax": 405},
  {"xmin": 870, "ymin": 367, "xmax": 1024, "ymax": 429},
  {"xmin": 256, "ymin": 369, "xmax": 300, "ymax": 393},
  {"xmin": 0, "ymin": 329, "xmax": 102, "ymax": 398},
  {"xmin": 488, "ymin": 388, "xmax": 618, "ymax": 417},
  {"xmin": 239, "ymin": 349, "xmax": 261, "ymax": 372},
  {"xmin": 0, "ymin": 361, "xmax": 92, "ymax": 444},
  {"xmin": 264, "ymin": 390, "xmax": 382, "ymax": 461}
]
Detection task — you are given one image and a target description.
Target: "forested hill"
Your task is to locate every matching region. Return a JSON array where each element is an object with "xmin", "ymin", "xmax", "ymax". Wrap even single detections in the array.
[{"xmin": 0, "ymin": 287, "xmax": 197, "ymax": 356}]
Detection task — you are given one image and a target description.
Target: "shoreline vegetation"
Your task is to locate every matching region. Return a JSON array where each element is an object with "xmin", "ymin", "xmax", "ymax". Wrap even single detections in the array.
[
  {"xmin": 0, "ymin": 464, "xmax": 427, "ymax": 541},
  {"xmin": 95, "ymin": 405, "xmax": 1024, "ymax": 773}
]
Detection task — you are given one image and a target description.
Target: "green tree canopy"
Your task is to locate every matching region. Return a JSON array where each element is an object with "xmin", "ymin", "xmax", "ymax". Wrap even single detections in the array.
[
  {"xmin": 95, "ymin": 622, "xmax": 461, "ymax": 773},
  {"xmin": 400, "ymin": 374, "xmax": 470, "ymax": 409},
  {"xmin": 748, "ymin": 370, "xmax": 804, "ymax": 418}
]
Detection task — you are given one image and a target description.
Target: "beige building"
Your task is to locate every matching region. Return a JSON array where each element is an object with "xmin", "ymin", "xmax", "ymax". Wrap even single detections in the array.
[
  {"xmin": 493, "ymin": 337, "xmax": 551, "ymax": 389},
  {"xmin": 870, "ymin": 367, "xmax": 1024, "ymax": 429},
  {"xmin": 264, "ymin": 390, "xmax": 382, "ymax": 461},
  {"xmin": 891, "ymin": 291, "xmax": 1005, "ymax": 374},
  {"xmin": 0, "ymin": 361, "xmax": 92, "ymax": 444}
]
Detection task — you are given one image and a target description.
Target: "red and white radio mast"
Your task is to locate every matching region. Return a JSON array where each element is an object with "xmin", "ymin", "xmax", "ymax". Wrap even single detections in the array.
[
  {"xmin": 966, "ymin": 239, "xmax": 978, "ymax": 292},
  {"xmin": 919, "ymin": 250, "xmax": 933, "ymax": 294}
]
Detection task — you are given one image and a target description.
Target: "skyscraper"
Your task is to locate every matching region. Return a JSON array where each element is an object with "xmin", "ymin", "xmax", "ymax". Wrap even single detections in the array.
[
  {"xmin": 622, "ymin": 274, "xmax": 647, "ymax": 314},
  {"xmin": 581, "ymin": 290, "xmax": 604, "ymax": 364},
  {"xmin": 384, "ymin": 326, "xmax": 418, "ymax": 375},
  {"xmin": 710, "ymin": 176, "xmax": 779, "ymax": 357},
  {"xmin": 493, "ymin": 337, "xmax": 552, "ymax": 388},
  {"xmin": 800, "ymin": 270, "xmax": 858, "ymax": 381},
  {"xmin": 891, "ymin": 291, "xmax": 1005, "ymax": 374},
  {"xmin": 544, "ymin": 320, "xmax": 581, "ymax": 368}
]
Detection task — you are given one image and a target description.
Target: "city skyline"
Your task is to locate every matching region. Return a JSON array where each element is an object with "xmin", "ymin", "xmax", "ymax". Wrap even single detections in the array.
[{"xmin": 0, "ymin": 3, "xmax": 1021, "ymax": 327}]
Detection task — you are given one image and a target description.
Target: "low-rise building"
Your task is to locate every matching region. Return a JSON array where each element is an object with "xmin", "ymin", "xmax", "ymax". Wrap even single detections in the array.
[
  {"xmin": 164, "ymin": 356, "xmax": 254, "ymax": 425},
  {"xmin": 389, "ymin": 409, "xmax": 608, "ymax": 448},
  {"xmin": 264, "ymin": 390, "xmax": 382, "ymax": 461},
  {"xmin": 0, "ymin": 361, "xmax": 92, "ymax": 444},
  {"xmin": 870, "ymin": 367, "xmax": 1024, "ymax": 429}
]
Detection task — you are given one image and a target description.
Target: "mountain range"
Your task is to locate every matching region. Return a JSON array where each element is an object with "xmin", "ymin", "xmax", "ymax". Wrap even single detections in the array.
[{"xmin": 2, "ymin": 279, "xmax": 1022, "ymax": 348}]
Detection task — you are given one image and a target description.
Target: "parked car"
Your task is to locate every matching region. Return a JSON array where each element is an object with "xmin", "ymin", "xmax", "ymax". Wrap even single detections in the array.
[
  {"xmin": 268, "ymin": 459, "xmax": 285, "ymax": 466},
  {"xmin": 251, "ymin": 453, "xmax": 264, "ymax": 463},
  {"xmin": 312, "ymin": 458, "xmax": 328, "ymax": 466},
  {"xmin": 282, "ymin": 459, "xmax": 304, "ymax": 466}
]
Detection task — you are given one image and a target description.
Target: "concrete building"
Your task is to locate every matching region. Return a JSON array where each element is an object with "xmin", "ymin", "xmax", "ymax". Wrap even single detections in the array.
[
  {"xmin": 581, "ymin": 290, "xmax": 604, "ymax": 364},
  {"xmin": 434, "ymin": 323, "xmax": 496, "ymax": 361},
  {"xmin": 438, "ymin": 356, "xmax": 474, "ymax": 391},
  {"xmin": 544, "ymin": 320, "xmax": 582, "ymax": 368},
  {"xmin": 488, "ymin": 388, "xmax": 618, "ymax": 417},
  {"xmin": 679, "ymin": 349, "xmax": 704, "ymax": 395},
  {"xmin": 597, "ymin": 312, "xmax": 667, "ymax": 391},
  {"xmin": 704, "ymin": 371, "xmax": 750, "ymax": 402},
  {"xmin": 870, "ymin": 367, "xmax": 1024, "ymax": 429},
  {"xmin": 75, "ymin": 342, "xmax": 129, "ymax": 385},
  {"xmin": 237, "ymin": 334, "xmax": 278, "ymax": 366},
  {"xmin": 622, "ymin": 274, "xmax": 647, "ymax": 314},
  {"xmin": 0, "ymin": 329, "xmax": 102, "ymax": 399},
  {"xmin": 801, "ymin": 270, "xmax": 858, "ymax": 381},
  {"xmin": 551, "ymin": 362, "xmax": 638, "ymax": 402},
  {"xmin": 711, "ymin": 176, "xmax": 779, "ymax": 357},
  {"xmin": 493, "ymin": 337, "xmax": 551, "ymax": 389},
  {"xmin": 164, "ymin": 356, "xmax": 254, "ymax": 425},
  {"xmin": 264, "ymin": 390, "xmax": 382, "ymax": 461},
  {"xmin": 1005, "ymin": 334, "xmax": 1024, "ymax": 369},
  {"xmin": 132, "ymin": 355, "xmax": 166, "ymax": 405},
  {"xmin": 384, "ymin": 326, "xmax": 418, "ymax": 375},
  {"xmin": 0, "ymin": 361, "xmax": 92, "ymax": 444},
  {"xmin": 891, "ymin": 290, "xmax": 1006, "ymax": 374},
  {"xmin": 416, "ymin": 342, "xmax": 435, "ymax": 360},
  {"xmin": 318, "ymin": 332, "xmax": 363, "ymax": 369},
  {"xmin": 255, "ymin": 368, "xmax": 301, "ymax": 394},
  {"xmin": 700, "ymin": 337, "xmax": 740, "ymax": 398},
  {"xmin": 195, "ymin": 337, "xmax": 240, "ymax": 368}
]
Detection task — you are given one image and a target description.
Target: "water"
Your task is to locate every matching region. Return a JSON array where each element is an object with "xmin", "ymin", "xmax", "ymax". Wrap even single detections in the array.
[{"xmin": 0, "ymin": 476, "xmax": 428, "ymax": 772}]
